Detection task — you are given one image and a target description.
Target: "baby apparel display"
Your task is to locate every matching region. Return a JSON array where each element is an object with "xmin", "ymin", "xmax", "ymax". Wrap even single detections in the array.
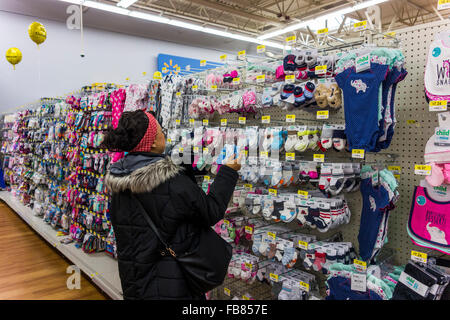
[{"xmin": 424, "ymin": 30, "xmax": 450, "ymax": 101}]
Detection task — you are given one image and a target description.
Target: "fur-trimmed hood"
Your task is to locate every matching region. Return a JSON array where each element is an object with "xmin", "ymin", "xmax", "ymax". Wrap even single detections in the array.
[{"xmin": 105, "ymin": 153, "xmax": 182, "ymax": 194}]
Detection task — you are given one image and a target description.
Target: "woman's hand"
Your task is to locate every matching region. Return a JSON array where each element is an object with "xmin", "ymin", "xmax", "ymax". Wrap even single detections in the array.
[{"xmin": 224, "ymin": 152, "xmax": 243, "ymax": 171}]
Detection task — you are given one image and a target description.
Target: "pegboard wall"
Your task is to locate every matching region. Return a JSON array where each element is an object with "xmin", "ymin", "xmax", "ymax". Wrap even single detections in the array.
[{"xmin": 206, "ymin": 20, "xmax": 450, "ymax": 300}]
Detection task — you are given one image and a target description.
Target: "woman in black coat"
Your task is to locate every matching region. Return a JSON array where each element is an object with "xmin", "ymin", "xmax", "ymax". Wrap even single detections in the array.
[{"xmin": 103, "ymin": 110, "xmax": 240, "ymax": 300}]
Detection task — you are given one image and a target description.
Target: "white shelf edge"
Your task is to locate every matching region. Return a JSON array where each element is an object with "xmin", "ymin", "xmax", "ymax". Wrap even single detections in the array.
[{"xmin": 0, "ymin": 191, "xmax": 123, "ymax": 300}]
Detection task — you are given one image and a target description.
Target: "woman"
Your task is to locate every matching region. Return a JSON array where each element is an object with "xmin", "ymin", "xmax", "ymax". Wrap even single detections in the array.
[{"xmin": 103, "ymin": 110, "xmax": 241, "ymax": 300}]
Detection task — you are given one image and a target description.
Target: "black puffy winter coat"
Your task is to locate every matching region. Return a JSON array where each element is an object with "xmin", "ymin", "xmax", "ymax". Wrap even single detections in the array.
[{"xmin": 105, "ymin": 152, "xmax": 239, "ymax": 300}]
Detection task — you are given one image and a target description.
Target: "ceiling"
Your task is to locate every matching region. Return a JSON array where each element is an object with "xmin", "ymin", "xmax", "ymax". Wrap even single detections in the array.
[{"xmin": 1, "ymin": 0, "xmax": 449, "ymax": 53}]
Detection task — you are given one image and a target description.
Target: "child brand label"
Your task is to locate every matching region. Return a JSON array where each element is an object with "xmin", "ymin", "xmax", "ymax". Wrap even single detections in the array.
[
  {"xmin": 429, "ymin": 100, "xmax": 447, "ymax": 111},
  {"xmin": 351, "ymin": 273, "xmax": 367, "ymax": 292},
  {"xmin": 415, "ymin": 165, "xmax": 431, "ymax": 175},
  {"xmin": 435, "ymin": 127, "xmax": 450, "ymax": 146},
  {"xmin": 356, "ymin": 54, "xmax": 371, "ymax": 73},
  {"xmin": 398, "ymin": 272, "xmax": 430, "ymax": 297},
  {"xmin": 411, "ymin": 250, "xmax": 428, "ymax": 264}
]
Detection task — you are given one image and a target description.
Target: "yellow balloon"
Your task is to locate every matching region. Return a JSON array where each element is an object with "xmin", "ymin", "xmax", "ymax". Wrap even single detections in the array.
[
  {"xmin": 28, "ymin": 22, "xmax": 47, "ymax": 46},
  {"xmin": 5, "ymin": 47, "xmax": 22, "ymax": 70}
]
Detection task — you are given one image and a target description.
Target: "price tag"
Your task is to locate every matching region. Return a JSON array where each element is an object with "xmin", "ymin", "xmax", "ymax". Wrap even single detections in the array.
[
  {"xmin": 203, "ymin": 147, "xmax": 209, "ymax": 154},
  {"xmin": 269, "ymin": 273, "xmax": 279, "ymax": 282},
  {"xmin": 407, "ymin": 120, "xmax": 417, "ymax": 125},
  {"xmin": 286, "ymin": 35, "xmax": 296, "ymax": 45},
  {"xmin": 200, "ymin": 60, "xmax": 206, "ymax": 67},
  {"xmin": 238, "ymin": 50, "xmax": 246, "ymax": 60},
  {"xmin": 415, "ymin": 164, "xmax": 431, "ymax": 175},
  {"xmin": 388, "ymin": 166, "xmax": 401, "ymax": 173},
  {"xmin": 297, "ymin": 190, "xmax": 308, "ymax": 199},
  {"xmin": 268, "ymin": 188, "xmax": 277, "ymax": 196},
  {"xmin": 411, "ymin": 250, "xmax": 428, "ymax": 264},
  {"xmin": 299, "ymin": 281, "xmax": 310, "ymax": 292},
  {"xmin": 316, "ymin": 110, "xmax": 329, "ymax": 119},
  {"xmin": 384, "ymin": 31, "xmax": 396, "ymax": 38},
  {"xmin": 256, "ymin": 74, "xmax": 266, "ymax": 83},
  {"xmin": 245, "ymin": 262, "xmax": 253, "ymax": 270},
  {"xmin": 179, "ymin": 147, "xmax": 184, "ymax": 152},
  {"xmin": 210, "ymin": 85, "xmax": 218, "ymax": 92},
  {"xmin": 125, "ymin": 77, "xmax": 130, "ymax": 81},
  {"xmin": 317, "ymin": 28, "xmax": 329, "ymax": 35},
  {"xmin": 193, "ymin": 146, "xmax": 199, "ymax": 153},
  {"xmin": 351, "ymin": 273, "xmax": 367, "ymax": 292},
  {"xmin": 202, "ymin": 119, "xmax": 209, "ymax": 126},
  {"xmin": 176, "ymin": 92, "xmax": 181, "ymax": 97},
  {"xmin": 242, "ymin": 295, "xmax": 250, "ymax": 301},
  {"xmin": 162, "ymin": 67, "xmax": 167, "ymax": 73},
  {"xmin": 286, "ymin": 153, "xmax": 295, "ymax": 161},
  {"xmin": 204, "ymin": 175, "xmax": 210, "ymax": 182},
  {"xmin": 261, "ymin": 115, "xmax": 270, "ymax": 124},
  {"xmin": 257, "ymin": 45, "xmax": 266, "ymax": 53},
  {"xmin": 244, "ymin": 184, "xmax": 253, "ymax": 191},
  {"xmin": 438, "ymin": 0, "xmax": 450, "ymax": 10},
  {"xmin": 315, "ymin": 65, "xmax": 327, "ymax": 75},
  {"xmin": 175, "ymin": 119, "xmax": 181, "ymax": 125},
  {"xmin": 232, "ymin": 77, "xmax": 240, "ymax": 85},
  {"xmin": 189, "ymin": 119, "xmax": 195, "ymax": 126},
  {"xmin": 267, "ymin": 232, "xmax": 276, "ymax": 240},
  {"xmin": 353, "ymin": 259, "xmax": 367, "ymax": 272},
  {"xmin": 192, "ymin": 85, "xmax": 198, "ymax": 92},
  {"xmin": 298, "ymin": 240, "xmax": 309, "ymax": 250},
  {"xmin": 221, "ymin": 119, "xmax": 227, "ymax": 126},
  {"xmin": 223, "ymin": 219, "xmax": 230, "ymax": 226},
  {"xmin": 239, "ymin": 117, "xmax": 246, "ymax": 124},
  {"xmin": 352, "ymin": 149, "xmax": 365, "ymax": 159},
  {"xmin": 354, "ymin": 20, "xmax": 368, "ymax": 31},
  {"xmin": 220, "ymin": 54, "xmax": 227, "ymax": 62},
  {"xmin": 429, "ymin": 100, "xmax": 448, "ymax": 111},
  {"xmin": 245, "ymin": 226, "xmax": 253, "ymax": 234},
  {"xmin": 286, "ymin": 114, "xmax": 295, "ymax": 123},
  {"xmin": 224, "ymin": 288, "xmax": 231, "ymax": 297},
  {"xmin": 153, "ymin": 71, "xmax": 162, "ymax": 80},
  {"xmin": 285, "ymin": 75, "xmax": 295, "ymax": 84},
  {"xmin": 260, "ymin": 151, "xmax": 269, "ymax": 159},
  {"xmin": 313, "ymin": 154, "xmax": 325, "ymax": 162}
]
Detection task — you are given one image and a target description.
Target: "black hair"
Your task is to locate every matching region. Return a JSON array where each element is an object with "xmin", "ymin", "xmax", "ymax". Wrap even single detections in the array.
[{"xmin": 102, "ymin": 110, "xmax": 149, "ymax": 152}]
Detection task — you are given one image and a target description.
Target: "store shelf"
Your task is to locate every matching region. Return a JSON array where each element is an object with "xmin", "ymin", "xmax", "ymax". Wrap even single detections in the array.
[{"xmin": 0, "ymin": 191, "xmax": 123, "ymax": 300}]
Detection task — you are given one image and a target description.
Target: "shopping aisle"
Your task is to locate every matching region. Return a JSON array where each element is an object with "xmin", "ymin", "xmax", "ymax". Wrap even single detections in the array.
[{"xmin": 0, "ymin": 201, "xmax": 108, "ymax": 300}]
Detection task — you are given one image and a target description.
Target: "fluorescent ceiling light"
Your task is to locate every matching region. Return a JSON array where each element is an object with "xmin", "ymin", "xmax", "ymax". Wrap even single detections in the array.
[
  {"xmin": 258, "ymin": 0, "xmax": 388, "ymax": 40},
  {"xmin": 117, "ymin": 0, "xmax": 138, "ymax": 8},
  {"xmin": 56, "ymin": 0, "xmax": 289, "ymax": 49}
]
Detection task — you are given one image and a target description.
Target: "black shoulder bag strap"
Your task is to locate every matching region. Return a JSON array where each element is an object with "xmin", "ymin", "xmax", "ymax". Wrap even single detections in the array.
[{"xmin": 131, "ymin": 194, "xmax": 177, "ymax": 258}]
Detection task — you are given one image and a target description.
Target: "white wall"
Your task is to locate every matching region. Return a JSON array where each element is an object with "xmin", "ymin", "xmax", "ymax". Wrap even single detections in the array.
[{"xmin": 0, "ymin": 10, "xmax": 225, "ymax": 112}]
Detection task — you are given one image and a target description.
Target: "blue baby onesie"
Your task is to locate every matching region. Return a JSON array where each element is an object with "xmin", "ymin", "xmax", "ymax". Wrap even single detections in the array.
[{"xmin": 335, "ymin": 63, "xmax": 388, "ymax": 151}]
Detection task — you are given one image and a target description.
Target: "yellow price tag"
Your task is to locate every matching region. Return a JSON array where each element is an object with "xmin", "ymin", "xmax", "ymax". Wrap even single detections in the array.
[
  {"xmin": 286, "ymin": 114, "xmax": 295, "ymax": 122},
  {"xmin": 269, "ymin": 273, "xmax": 279, "ymax": 282},
  {"xmin": 286, "ymin": 35, "xmax": 296, "ymax": 44},
  {"xmin": 438, "ymin": 0, "xmax": 450, "ymax": 10},
  {"xmin": 260, "ymin": 151, "xmax": 269, "ymax": 159},
  {"xmin": 223, "ymin": 219, "xmax": 230, "ymax": 226},
  {"xmin": 245, "ymin": 226, "xmax": 253, "ymax": 234},
  {"xmin": 315, "ymin": 65, "xmax": 328, "ymax": 75},
  {"xmin": 354, "ymin": 259, "xmax": 367, "ymax": 271},
  {"xmin": 286, "ymin": 153, "xmax": 295, "ymax": 161},
  {"xmin": 175, "ymin": 119, "xmax": 181, "ymax": 125},
  {"xmin": 204, "ymin": 175, "xmax": 210, "ymax": 182},
  {"xmin": 298, "ymin": 240, "xmax": 309, "ymax": 250},
  {"xmin": 317, "ymin": 28, "xmax": 329, "ymax": 35},
  {"xmin": 221, "ymin": 119, "xmax": 227, "ymax": 126},
  {"xmin": 313, "ymin": 154, "xmax": 325, "ymax": 162},
  {"xmin": 232, "ymin": 77, "xmax": 240, "ymax": 85},
  {"xmin": 285, "ymin": 74, "xmax": 295, "ymax": 84},
  {"xmin": 202, "ymin": 119, "xmax": 209, "ymax": 126},
  {"xmin": 203, "ymin": 147, "xmax": 209, "ymax": 154},
  {"xmin": 242, "ymin": 295, "xmax": 250, "ymax": 301},
  {"xmin": 125, "ymin": 77, "xmax": 130, "ymax": 81},
  {"xmin": 411, "ymin": 250, "xmax": 428, "ymax": 264},
  {"xmin": 193, "ymin": 146, "xmax": 199, "ymax": 153},
  {"xmin": 189, "ymin": 119, "xmax": 195, "ymax": 125},
  {"xmin": 179, "ymin": 147, "xmax": 184, "ymax": 152},
  {"xmin": 210, "ymin": 85, "xmax": 218, "ymax": 92},
  {"xmin": 429, "ymin": 100, "xmax": 448, "ymax": 111},
  {"xmin": 298, "ymin": 190, "xmax": 308, "ymax": 199},
  {"xmin": 153, "ymin": 71, "xmax": 162, "ymax": 80},
  {"xmin": 224, "ymin": 288, "xmax": 231, "ymax": 297},
  {"xmin": 388, "ymin": 166, "xmax": 401, "ymax": 173},
  {"xmin": 239, "ymin": 117, "xmax": 246, "ymax": 124},
  {"xmin": 268, "ymin": 188, "xmax": 277, "ymax": 196},
  {"xmin": 261, "ymin": 115, "xmax": 270, "ymax": 124},
  {"xmin": 142, "ymin": 72, "xmax": 147, "ymax": 76},
  {"xmin": 316, "ymin": 110, "xmax": 329, "ymax": 119},
  {"xmin": 299, "ymin": 281, "xmax": 310, "ymax": 292},
  {"xmin": 257, "ymin": 45, "xmax": 266, "ymax": 53},
  {"xmin": 176, "ymin": 92, "xmax": 181, "ymax": 97},
  {"xmin": 267, "ymin": 232, "xmax": 276, "ymax": 240},
  {"xmin": 354, "ymin": 20, "xmax": 368, "ymax": 31},
  {"xmin": 256, "ymin": 74, "xmax": 266, "ymax": 83},
  {"xmin": 352, "ymin": 149, "xmax": 365, "ymax": 159},
  {"xmin": 192, "ymin": 85, "xmax": 198, "ymax": 92},
  {"xmin": 220, "ymin": 54, "xmax": 227, "ymax": 62},
  {"xmin": 415, "ymin": 164, "xmax": 431, "ymax": 175},
  {"xmin": 238, "ymin": 50, "xmax": 246, "ymax": 59},
  {"xmin": 200, "ymin": 60, "xmax": 206, "ymax": 67}
]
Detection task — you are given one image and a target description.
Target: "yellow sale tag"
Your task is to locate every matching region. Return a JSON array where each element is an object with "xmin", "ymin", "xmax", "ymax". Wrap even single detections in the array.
[
  {"xmin": 315, "ymin": 65, "xmax": 327, "ymax": 75},
  {"xmin": 221, "ymin": 119, "xmax": 227, "ymax": 126},
  {"xmin": 286, "ymin": 153, "xmax": 295, "ymax": 161},
  {"xmin": 210, "ymin": 85, "xmax": 217, "ymax": 92},
  {"xmin": 286, "ymin": 35, "xmax": 296, "ymax": 44},
  {"xmin": 268, "ymin": 188, "xmax": 277, "ymax": 196},
  {"xmin": 200, "ymin": 60, "xmax": 206, "ymax": 67},
  {"xmin": 239, "ymin": 117, "xmax": 246, "ymax": 124},
  {"xmin": 415, "ymin": 164, "xmax": 431, "ymax": 175},
  {"xmin": 269, "ymin": 273, "xmax": 279, "ymax": 282},
  {"xmin": 298, "ymin": 190, "xmax": 308, "ymax": 199},
  {"xmin": 354, "ymin": 20, "xmax": 368, "ymax": 31},
  {"xmin": 313, "ymin": 154, "xmax": 325, "ymax": 162},
  {"xmin": 261, "ymin": 115, "xmax": 270, "ymax": 124},
  {"xmin": 260, "ymin": 151, "xmax": 269, "ymax": 159},
  {"xmin": 224, "ymin": 288, "xmax": 231, "ymax": 296},
  {"xmin": 204, "ymin": 175, "xmax": 210, "ymax": 182},
  {"xmin": 257, "ymin": 45, "xmax": 266, "ymax": 53},
  {"xmin": 352, "ymin": 149, "xmax": 365, "ymax": 159},
  {"xmin": 317, "ymin": 28, "xmax": 329, "ymax": 35},
  {"xmin": 298, "ymin": 240, "xmax": 309, "ymax": 250},
  {"xmin": 220, "ymin": 54, "xmax": 227, "ymax": 62},
  {"xmin": 411, "ymin": 250, "xmax": 428, "ymax": 264},
  {"xmin": 354, "ymin": 259, "xmax": 367, "ymax": 271},
  {"xmin": 285, "ymin": 74, "xmax": 295, "ymax": 84},
  {"xmin": 192, "ymin": 85, "xmax": 198, "ymax": 91},
  {"xmin": 232, "ymin": 77, "xmax": 240, "ymax": 85},
  {"xmin": 245, "ymin": 226, "xmax": 253, "ymax": 234},
  {"xmin": 238, "ymin": 50, "xmax": 246, "ymax": 59},
  {"xmin": 299, "ymin": 281, "xmax": 310, "ymax": 292},
  {"xmin": 286, "ymin": 114, "xmax": 295, "ymax": 122},
  {"xmin": 429, "ymin": 100, "xmax": 448, "ymax": 111},
  {"xmin": 267, "ymin": 232, "xmax": 276, "ymax": 240},
  {"xmin": 316, "ymin": 110, "xmax": 329, "ymax": 119},
  {"xmin": 256, "ymin": 74, "xmax": 266, "ymax": 83},
  {"xmin": 202, "ymin": 119, "xmax": 209, "ymax": 126}
]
